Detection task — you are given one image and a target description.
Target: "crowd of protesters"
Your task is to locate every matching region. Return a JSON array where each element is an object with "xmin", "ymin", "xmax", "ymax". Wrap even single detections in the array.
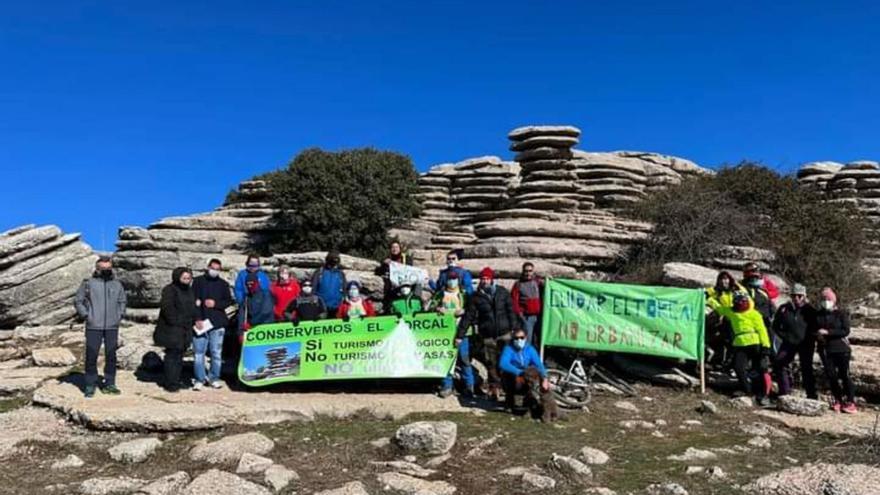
[{"xmin": 73, "ymin": 245, "xmax": 855, "ymax": 416}]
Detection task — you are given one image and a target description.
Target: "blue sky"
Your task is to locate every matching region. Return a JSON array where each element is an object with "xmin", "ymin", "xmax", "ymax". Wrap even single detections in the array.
[{"xmin": 1, "ymin": 1, "xmax": 878, "ymax": 250}]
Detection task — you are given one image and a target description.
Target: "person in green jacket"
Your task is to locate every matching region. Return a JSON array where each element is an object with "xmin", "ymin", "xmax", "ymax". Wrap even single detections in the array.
[
  {"xmin": 707, "ymin": 290, "xmax": 772, "ymax": 406},
  {"xmin": 390, "ymin": 281, "xmax": 423, "ymax": 317}
]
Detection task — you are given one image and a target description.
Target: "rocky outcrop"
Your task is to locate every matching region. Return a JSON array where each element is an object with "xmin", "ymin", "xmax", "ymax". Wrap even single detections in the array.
[{"xmin": 0, "ymin": 224, "xmax": 95, "ymax": 328}]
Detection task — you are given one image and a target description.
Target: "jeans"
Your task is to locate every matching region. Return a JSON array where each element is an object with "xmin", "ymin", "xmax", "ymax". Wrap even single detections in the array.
[
  {"xmin": 85, "ymin": 328, "xmax": 118, "ymax": 387},
  {"xmin": 520, "ymin": 315, "xmax": 539, "ymax": 345},
  {"xmin": 442, "ymin": 338, "xmax": 475, "ymax": 390},
  {"xmin": 193, "ymin": 327, "xmax": 225, "ymax": 383}
]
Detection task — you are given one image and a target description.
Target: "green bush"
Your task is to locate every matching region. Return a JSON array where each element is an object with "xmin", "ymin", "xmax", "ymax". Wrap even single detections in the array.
[
  {"xmin": 266, "ymin": 147, "xmax": 421, "ymax": 258},
  {"xmin": 621, "ymin": 162, "xmax": 872, "ymax": 302}
]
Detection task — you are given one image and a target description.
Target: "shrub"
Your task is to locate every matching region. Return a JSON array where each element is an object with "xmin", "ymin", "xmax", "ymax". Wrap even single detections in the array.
[
  {"xmin": 621, "ymin": 162, "xmax": 872, "ymax": 302},
  {"xmin": 266, "ymin": 147, "xmax": 421, "ymax": 258}
]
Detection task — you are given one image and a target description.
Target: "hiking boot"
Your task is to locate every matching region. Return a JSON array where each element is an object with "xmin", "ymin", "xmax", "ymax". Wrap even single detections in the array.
[
  {"xmin": 192, "ymin": 382, "xmax": 204, "ymax": 392},
  {"xmin": 210, "ymin": 380, "xmax": 223, "ymax": 389},
  {"xmin": 831, "ymin": 401, "xmax": 842, "ymax": 413},
  {"xmin": 462, "ymin": 386, "xmax": 475, "ymax": 399},
  {"xmin": 84, "ymin": 385, "xmax": 96, "ymax": 399},
  {"xmin": 756, "ymin": 397, "xmax": 772, "ymax": 408},
  {"xmin": 100, "ymin": 385, "xmax": 121, "ymax": 395},
  {"xmin": 437, "ymin": 387, "xmax": 454, "ymax": 399},
  {"xmin": 842, "ymin": 402, "xmax": 858, "ymax": 414}
]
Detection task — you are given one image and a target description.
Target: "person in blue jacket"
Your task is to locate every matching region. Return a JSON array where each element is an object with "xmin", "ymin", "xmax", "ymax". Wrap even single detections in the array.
[
  {"xmin": 430, "ymin": 250, "xmax": 474, "ymax": 296},
  {"xmin": 311, "ymin": 250, "xmax": 347, "ymax": 316},
  {"xmin": 234, "ymin": 255, "xmax": 271, "ymax": 305},
  {"xmin": 499, "ymin": 328, "xmax": 551, "ymax": 411}
]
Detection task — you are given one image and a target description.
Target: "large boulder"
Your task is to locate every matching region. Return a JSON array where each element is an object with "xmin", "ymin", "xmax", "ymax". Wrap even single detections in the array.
[
  {"xmin": 188, "ymin": 432, "xmax": 274, "ymax": 465},
  {"xmin": 776, "ymin": 396, "xmax": 826, "ymax": 417},
  {"xmin": 392, "ymin": 421, "xmax": 457, "ymax": 455},
  {"xmin": 182, "ymin": 469, "xmax": 271, "ymax": 495},
  {"xmin": 745, "ymin": 463, "xmax": 880, "ymax": 494}
]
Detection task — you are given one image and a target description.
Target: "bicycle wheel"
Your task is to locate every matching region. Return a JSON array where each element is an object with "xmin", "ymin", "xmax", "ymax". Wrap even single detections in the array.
[
  {"xmin": 547, "ymin": 368, "xmax": 592, "ymax": 408},
  {"xmin": 593, "ymin": 365, "xmax": 638, "ymax": 397}
]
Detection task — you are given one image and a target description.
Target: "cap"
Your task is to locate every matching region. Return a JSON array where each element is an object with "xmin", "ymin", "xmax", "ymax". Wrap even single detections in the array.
[{"xmin": 790, "ymin": 283, "xmax": 807, "ymax": 296}]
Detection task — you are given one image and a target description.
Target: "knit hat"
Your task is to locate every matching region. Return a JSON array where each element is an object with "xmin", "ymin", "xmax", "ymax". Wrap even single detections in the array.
[
  {"xmin": 790, "ymin": 283, "xmax": 807, "ymax": 296},
  {"xmin": 820, "ymin": 287, "xmax": 838, "ymax": 304},
  {"xmin": 479, "ymin": 267, "xmax": 495, "ymax": 279}
]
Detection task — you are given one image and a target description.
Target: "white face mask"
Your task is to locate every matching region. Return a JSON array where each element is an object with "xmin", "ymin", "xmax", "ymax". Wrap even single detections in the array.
[
  {"xmin": 513, "ymin": 338, "xmax": 526, "ymax": 350},
  {"xmin": 821, "ymin": 300, "xmax": 835, "ymax": 311},
  {"xmin": 447, "ymin": 259, "xmax": 457, "ymax": 268},
  {"xmin": 302, "ymin": 286, "xmax": 313, "ymax": 295},
  {"xmin": 400, "ymin": 287, "xmax": 412, "ymax": 296},
  {"xmin": 349, "ymin": 288, "xmax": 360, "ymax": 299},
  {"xmin": 207, "ymin": 269, "xmax": 220, "ymax": 278},
  {"xmin": 280, "ymin": 272, "xmax": 290, "ymax": 282}
]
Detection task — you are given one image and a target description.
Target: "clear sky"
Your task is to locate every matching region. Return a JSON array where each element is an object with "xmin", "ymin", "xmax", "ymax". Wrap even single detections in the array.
[{"xmin": 1, "ymin": 1, "xmax": 878, "ymax": 250}]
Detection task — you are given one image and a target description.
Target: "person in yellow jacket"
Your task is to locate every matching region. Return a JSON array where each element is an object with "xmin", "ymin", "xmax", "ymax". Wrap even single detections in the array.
[
  {"xmin": 707, "ymin": 290, "xmax": 772, "ymax": 406},
  {"xmin": 705, "ymin": 271, "xmax": 746, "ymax": 367}
]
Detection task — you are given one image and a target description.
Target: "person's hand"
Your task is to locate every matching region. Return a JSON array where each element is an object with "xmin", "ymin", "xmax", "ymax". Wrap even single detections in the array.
[
  {"xmin": 541, "ymin": 378, "xmax": 551, "ymax": 392},
  {"xmin": 195, "ymin": 299, "xmax": 202, "ymax": 307},
  {"xmin": 383, "ymin": 258, "xmax": 391, "ymax": 265},
  {"xmin": 454, "ymin": 338, "xmax": 462, "ymax": 348},
  {"xmin": 818, "ymin": 328, "xmax": 830, "ymax": 336},
  {"xmin": 454, "ymin": 309, "xmax": 464, "ymax": 317},
  {"xmin": 205, "ymin": 299, "xmax": 216, "ymax": 309}
]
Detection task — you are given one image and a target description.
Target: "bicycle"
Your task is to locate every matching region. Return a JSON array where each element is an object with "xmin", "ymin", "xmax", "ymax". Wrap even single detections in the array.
[{"xmin": 547, "ymin": 357, "xmax": 638, "ymax": 409}]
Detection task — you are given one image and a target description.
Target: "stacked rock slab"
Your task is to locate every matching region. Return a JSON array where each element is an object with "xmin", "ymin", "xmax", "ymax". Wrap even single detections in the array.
[
  {"xmin": 114, "ymin": 180, "xmax": 278, "ymax": 308},
  {"xmin": 797, "ymin": 161, "xmax": 880, "ymax": 280},
  {"xmin": 0, "ymin": 225, "xmax": 95, "ymax": 328},
  {"xmin": 508, "ymin": 126, "xmax": 590, "ymax": 212}
]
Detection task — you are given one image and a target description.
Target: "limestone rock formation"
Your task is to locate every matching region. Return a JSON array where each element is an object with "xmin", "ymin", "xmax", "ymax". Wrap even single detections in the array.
[{"xmin": 0, "ymin": 224, "xmax": 95, "ymax": 328}]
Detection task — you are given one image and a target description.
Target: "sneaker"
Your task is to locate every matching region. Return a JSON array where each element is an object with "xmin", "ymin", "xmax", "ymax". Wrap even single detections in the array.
[
  {"xmin": 84, "ymin": 385, "xmax": 96, "ymax": 398},
  {"xmin": 210, "ymin": 380, "xmax": 223, "ymax": 389},
  {"xmin": 192, "ymin": 382, "xmax": 204, "ymax": 391},
  {"xmin": 100, "ymin": 385, "xmax": 121, "ymax": 395},
  {"xmin": 756, "ymin": 397, "xmax": 772, "ymax": 408},
  {"xmin": 842, "ymin": 402, "xmax": 858, "ymax": 414},
  {"xmin": 437, "ymin": 387, "xmax": 454, "ymax": 398},
  {"xmin": 831, "ymin": 401, "xmax": 842, "ymax": 413},
  {"xmin": 462, "ymin": 386, "xmax": 475, "ymax": 399}
]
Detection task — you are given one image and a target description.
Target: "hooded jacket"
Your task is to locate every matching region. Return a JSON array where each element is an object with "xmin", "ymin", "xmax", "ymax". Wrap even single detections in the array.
[
  {"xmin": 233, "ymin": 269, "xmax": 271, "ymax": 305},
  {"xmin": 499, "ymin": 342, "xmax": 547, "ymax": 378},
  {"xmin": 707, "ymin": 297, "xmax": 771, "ymax": 349},
  {"xmin": 705, "ymin": 271, "xmax": 746, "ymax": 309},
  {"xmin": 813, "ymin": 308, "xmax": 851, "ymax": 355},
  {"xmin": 75, "ymin": 270, "xmax": 127, "ymax": 330},
  {"xmin": 456, "ymin": 284, "xmax": 517, "ymax": 340},
  {"xmin": 242, "ymin": 273, "xmax": 276, "ymax": 330},
  {"xmin": 154, "ymin": 267, "xmax": 198, "ymax": 350},
  {"xmin": 433, "ymin": 266, "xmax": 474, "ymax": 296},
  {"xmin": 271, "ymin": 279, "xmax": 301, "ymax": 321}
]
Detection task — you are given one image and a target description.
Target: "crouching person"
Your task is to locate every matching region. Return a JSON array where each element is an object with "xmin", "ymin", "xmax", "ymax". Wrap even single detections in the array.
[{"xmin": 499, "ymin": 328, "xmax": 558, "ymax": 422}]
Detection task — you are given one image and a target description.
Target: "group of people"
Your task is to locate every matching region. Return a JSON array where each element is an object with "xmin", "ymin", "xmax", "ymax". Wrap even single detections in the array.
[{"xmin": 705, "ymin": 263, "xmax": 856, "ymax": 413}]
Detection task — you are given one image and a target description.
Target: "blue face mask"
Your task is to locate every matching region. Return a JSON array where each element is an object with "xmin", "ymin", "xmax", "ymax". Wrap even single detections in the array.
[
  {"xmin": 513, "ymin": 338, "xmax": 526, "ymax": 350},
  {"xmin": 448, "ymin": 280, "xmax": 459, "ymax": 289}
]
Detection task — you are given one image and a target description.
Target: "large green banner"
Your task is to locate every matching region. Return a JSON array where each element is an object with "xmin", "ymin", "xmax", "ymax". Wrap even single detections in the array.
[
  {"xmin": 238, "ymin": 313, "xmax": 458, "ymax": 387},
  {"xmin": 541, "ymin": 279, "xmax": 705, "ymax": 361}
]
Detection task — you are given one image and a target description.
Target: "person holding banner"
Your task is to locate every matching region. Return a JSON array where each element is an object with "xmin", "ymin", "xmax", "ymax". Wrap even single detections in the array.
[
  {"xmin": 707, "ymin": 291, "xmax": 772, "ymax": 406},
  {"xmin": 234, "ymin": 255, "xmax": 270, "ymax": 305},
  {"xmin": 378, "ymin": 241, "xmax": 413, "ymax": 310},
  {"xmin": 511, "ymin": 262, "xmax": 544, "ymax": 345},
  {"xmin": 240, "ymin": 273, "xmax": 275, "ymax": 336},
  {"xmin": 390, "ymin": 281, "xmax": 423, "ymax": 318},
  {"xmin": 457, "ymin": 267, "xmax": 518, "ymax": 401},
  {"xmin": 283, "ymin": 279, "xmax": 327, "ymax": 323},
  {"xmin": 336, "ymin": 281, "xmax": 376, "ymax": 319},
  {"xmin": 270, "ymin": 265, "xmax": 300, "ymax": 322},
  {"xmin": 432, "ymin": 271, "xmax": 474, "ymax": 398},
  {"xmin": 312, "ymin": 251, "xmax": 347, "ymax": 316}
]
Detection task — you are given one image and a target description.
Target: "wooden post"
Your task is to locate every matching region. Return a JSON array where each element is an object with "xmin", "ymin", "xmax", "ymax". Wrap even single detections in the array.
[{"xmin": 700, "ymin": 356, "xmax": 706, "ymax": 394}]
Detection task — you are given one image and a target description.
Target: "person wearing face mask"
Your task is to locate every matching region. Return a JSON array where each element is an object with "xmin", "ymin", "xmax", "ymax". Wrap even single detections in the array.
[
  {"xmin": 336, "ymin": 281, "xmax": 376, "ymax": 319},
  {"xmin": 705, "ymin": 271, "xmax": 745, "ymax": 368},
  {"xmin": 813, "ymin": 287, "xmax": 856, "ymax": 413},
  {"xmin": 233, "ymin": 255, "xmax": 271, "ymax": 305},
  {"xmin": 771, "ymin": 284, "xmax": 816, "ymax": 397},
  {"xmin": 742, "ymin": 262, "xmax": 780, "ymax": 302},
  {"xmin": 312, "ymin": 250, "xmax": 347, "ymax": 316},
  {"xmin": 741, "ymin": 267, "xmax": 776, "ymax": 334},
  {"xmin": 431, "ymin": 250, "xmax": 474, "ymax": 296},
  {"xmin": 390, "ymin": 282, "xmax": 422, "ymax": 318},
  {"xmin": 154, "ymin": 267, "xmax": 198, "ymax": 392},
  {"xmin": 499, "ymin": 328, "xmax": 551, "ymax": 411},
  {"xmin": 191, "ymin": 259, "xmax": 233, "ymax": 390},
  {"xmin": 74, "ymin": 256, "xmax": 127, "ymax": 398},
  {"xmin": 511, "ymin": 262, "xmax": 544, "ymax": 345},
  {"xmin": 431, "ymin": 271, "xmax": 474, "ymax": 398},
  {"xmin": 284, "ymin": 279, "xmax": 327, "ymax": 323},
  {"xmin": 707, "ymin": 291, "xmax": 772, "ymax": 406},
  {"xmin": 270, "ymin": 265, "xmax": 301, "ymax": 322},
  {"xmin": 378, "ymin": 241, "xmax": 415, "ymax": 310},
  {"xmin": 457, "ymin": 267, "xmax": 518, "ymax": 401},
  {"xmin": 241, "ymin": 273, "xmax": 276, "ymax": 336}
]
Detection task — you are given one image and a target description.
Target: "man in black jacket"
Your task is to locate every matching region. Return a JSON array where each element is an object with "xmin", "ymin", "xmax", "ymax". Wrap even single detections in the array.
[
  {"xmin": 74, "ymin": 255, "xmax": 127, "ymax": 398},
  {"xmin": 192, "ymin": 259, "xmax": 233, "ymax": 390},
  {"xmin": 456, "ymin": 267, "xmax": 519, "ymax": 400},
  {"xmin": 771, "ymin": 283, "xmax": 815, "ymax": 397}
]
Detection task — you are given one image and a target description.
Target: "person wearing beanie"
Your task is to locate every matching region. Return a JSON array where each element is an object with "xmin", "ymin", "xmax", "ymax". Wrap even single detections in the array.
[
  {"xmin": 707, "ymin": 290, "xmax": 772, "ymax": 406},
  {"xmin": 457, "ymin": 266, "xmax": 519, "ymax": 401},
  {"xmin": 771, "ymin": 283, "xmax": 816, "ymax": 396},
  {"xmin": 813, "ymin": 287, "xmax": 856, "ymax": 413},
  {"xmin": 270, "ymin": 265, "xmax": 301, "ymax": 321},
  {"xmin": 336, "ymin": 280, "xmax": 376, "ymax": 319},
  {"xmin": 284, "ymin": 278, "xmax": 327, "ymax": 323}
]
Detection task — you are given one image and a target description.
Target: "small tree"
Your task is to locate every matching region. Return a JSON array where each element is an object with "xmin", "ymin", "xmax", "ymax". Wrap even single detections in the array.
[
  {"xmin": 267, "ymin": 147, "xmax": 421, "ymax": 258},
  {"xmin": 621, "ymin": 162, "xmax": 872, "ymax": 302}
]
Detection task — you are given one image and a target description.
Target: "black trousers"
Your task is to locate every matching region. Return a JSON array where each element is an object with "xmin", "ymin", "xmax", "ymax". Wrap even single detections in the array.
[
  {"xmin": 163, "ymin": 347, "xmax": 185, "ymax": 389},
  {"xmin": 733, "ymin": 345, "xmax": 767, "ymax": 398},
  {"xmin": 85, "ymin": 328, "xmax": 118, "ymax": 387},
  {"xmin": 798, "ymin": 338, "xmax": 818, "ymax": 399},
  {"xmin": 823, "ymin": 351, "xmax": 855, "ymax": 404}
]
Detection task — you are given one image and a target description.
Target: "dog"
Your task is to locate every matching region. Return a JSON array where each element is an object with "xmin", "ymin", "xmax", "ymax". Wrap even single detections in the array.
[{"xmin": 523, "ymin": 366, "xmax": 560, "ymax": 423}]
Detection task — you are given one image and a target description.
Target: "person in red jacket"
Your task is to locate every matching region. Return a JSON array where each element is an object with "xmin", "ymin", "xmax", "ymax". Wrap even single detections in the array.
[
  {"xmin": 336, "ymin": 281, "xmax": 376, "ymax": 320},
  {"xmin": 511, "ymin": 262, "xmax": 544, "ymax": 345},
  {"xmin": 270, "ymin": 265, "xmax": 300, "ymax": 321}
]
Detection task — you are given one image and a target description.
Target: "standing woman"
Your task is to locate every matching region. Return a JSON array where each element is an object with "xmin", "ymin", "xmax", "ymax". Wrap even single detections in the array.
[
  {"xmin": 814, "ymin": 287, "xmax": 856, "ymax": 413},
  {"xmin": 154, "ymin": 267, "xmax": 198, "ymax": 392}
]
